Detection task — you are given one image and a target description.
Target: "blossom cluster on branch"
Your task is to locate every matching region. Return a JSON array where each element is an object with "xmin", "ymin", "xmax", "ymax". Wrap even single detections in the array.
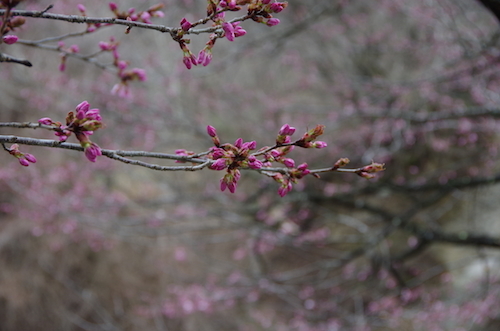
[
  {"xmin": 0, "ymin": 101, "xmax": 384, "ymax": 197},
  {"xmin": 0, "ymin": 0, "xmax": 287, "ymax": 72}
]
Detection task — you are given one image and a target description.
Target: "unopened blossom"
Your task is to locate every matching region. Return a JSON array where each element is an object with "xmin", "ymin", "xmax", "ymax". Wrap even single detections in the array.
[
  {"xmin": 109, "ymin": 2, "xmax": 118, "ymax": 11},
  {"xmin": 131, "ymin": 68, "xmax": 147, "ymax": 81},
  {"xmin": 210, "ymin": 158, "xmax": 228, "ymax": 171},
  {"xmin": 233, "ymin": 23, "xmax": 247, "ymax": 38},
  {"xmin": 313, "ymin": 141, "xmax": 328, "ymax": 148},
  {"xmin": 283, "ymin": 158, "xmax": 295, "ymax": 168},
  {"xmin": 24, "ymin": 153, "xmax": 37, "ymax": 164},
  {"xmin": 84, "ymin": 142, "xmax": 102, "ymax": 162},
  {"xmin": 279, "ymin": 124, "xmax": 296, "ymax": 136},
  {"xmin": 38, "ymin": 117, "xmax": 53, "ymax": 125},
  {"xmin": 234, "ymin": 138, "xmax": 243, "ymax": 149},
  {"xmin": 247, "ymin": 156, "xmax": 263, "ymax": 169},
  {"xmin": 207, "ymin": 125, "xmax": 218, "ymax": 137},
  {"xmin": 140, "ymin": 11, "xmax": 151, "ymax": 23},
  {"xmin": 241, "ymin": 141, "xmax": 257, "ymax": 150},
  {"xmin": 266, "ymin": 18, "xmax": 280, "ymax": 27},
  {"xmin": 270, "ymin": 2, "xmax": 287, "ymax": 13},
  {"xmin": 220, "ymin": 169, "xmax": 240, "ymax": 193},
  {"xmin": 278, "ymin": 181, "xmax": 293, "ymax": 197},
  {"xmin": 7, "ymin": 144, "xmax": 37, "ymax": 167},
  {"xmin": 180, "ymin": 18, "xmax": 192, "ymax": 31},
  {"xmin": 69, "ymin": 45, "xmax": 80, "ymax": 53},
  {"xmin": 197, "ymin": 49, "xmax": 213, "ymax": 66},
  {"xmin": 77, "ymin": 4, "xmax": 86, "ymax": 13},
  {"xmin": 2, "ymin": 35, "xmax": 18, "ymax": 45},
  {"xmin": 222, "ymin": 22, "xmax": 235, "ymax": 42}
]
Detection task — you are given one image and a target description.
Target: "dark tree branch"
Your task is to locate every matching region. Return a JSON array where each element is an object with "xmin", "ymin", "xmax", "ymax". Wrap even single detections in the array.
[{"xmin": 0, "ymin": 52, "xmax": 32, "ymax": 66}]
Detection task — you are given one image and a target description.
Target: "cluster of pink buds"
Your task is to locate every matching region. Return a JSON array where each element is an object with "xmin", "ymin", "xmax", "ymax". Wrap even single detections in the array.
[
  {"xmin": 179, "ymin": 40, "xmax": 198, "ymax": 70},
  {"xmin": 221, "ymin": 21, "xmax": 247, "ymax": 42},
  {"xmin": 108, "ymin": 2, "xmax": 164, "ymax": 24},
  {"xmin": 98, "ymin": 37, "xmax": 147, "ymax": 97},
  {"xmin": 206, "ymin": 125, "xmax": 264, "ymax": 193},
  {"xmin": 176, "ymin": 0, "xmax": 286, "ymax": 69},
  {"xmin": 205, "ymin": 123, "xmax": 331, "ymax": 197},
  {"xmin": 247, "ymin": 0, "xmax": 287, "ymax": 26},
  {"xmin": 272, "ymin": 163, "xmax": 310, "ymax": 197},
  {"xmin": 38, "ymin": 101, "xmax": 104, "ymax": 162},
  {"xmin": 6, "ymin": 144, "xmax": 37, "ymax": 167}
]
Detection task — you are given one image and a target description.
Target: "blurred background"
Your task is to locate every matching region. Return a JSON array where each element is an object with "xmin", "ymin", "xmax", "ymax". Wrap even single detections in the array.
[{"xmin": 1, "ymin": 0, "xmax": 500, "ymax": 330}]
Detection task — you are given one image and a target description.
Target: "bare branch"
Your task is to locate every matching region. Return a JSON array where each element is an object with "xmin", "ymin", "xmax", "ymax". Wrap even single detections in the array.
[{"xmin": 0, "ymin": 52, "xmax": 32, "ymax": 66}]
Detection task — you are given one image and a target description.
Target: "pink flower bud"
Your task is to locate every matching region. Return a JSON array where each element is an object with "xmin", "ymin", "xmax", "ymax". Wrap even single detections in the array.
[
  {"xmin": 18, "ymin": 158, "xmax": 30, "ymax": 167},
  {"xmin": 242, "ymin": 141, "xmax": 257, "ymax": 150},
  {"xmin": 180, "ymin": 18, "xmax": 192, "ymax": 31},
  {"xmin": 210, "ymin": 158, "xmax": 228, "ymax": 171},
  {"xmin": 266, "ymin": 18, "xmax": 280, "ymax": 27},
  {"xmin": 69, "ymin": 45, "xmax": 80, "ymax": 53},
  {"xmin": 117, "ymin": 60, "xmax": 128, "ymax": 70},
  {"xmin": 85, "ymin": 109, "xmax": 102, "ymax": 121},
  {"xmin": 75, "ymin": 101, "xmax": 90, "ymax": 114},
  {"xmin": 248, "ymin": 158, "xmax": 263, "ymax": 169},
  {"xmin": 109, "ymin": 2, "xmax": 118, "ymax": 11},
  {"xmin": 234, "ymin": 25, "xmax": 247, "ymax": 38},
  {"xmin": 140, "ymin": 12, "xmax": 151, "ymax": 22},
  {"xmin": 234, "ymin": 138, "xmax": 243, "ymax": 149},
  {"xmin": 84, "ymin": 143, "xmax": 102, "ymax": 162},
  {"xmin": 270, "ymin": 2, "xmax": 286, "ymax": 13},
  {"xmin": 38, "ymin": 117, "xmax": 53, "ymax": 125},
  {"xmin": 278, "ymin": 182, "xmax": 293, "ymax": 197},
  {"xmin": 24, "ymin": 153, "xmax": 37, "ymax": 163},
  {"xmin": 77, "ymin": 4, "xmax": 86, "ymax": 13},
  {"xmin": 227, "ymin": 182, "xmax": 237, "ymax": 193},
  {"xmin": 153, "ymin": 11, "xmax": 164, "ymax": 18},
  {"xmin": 132, "ymin": 68, "xmax": 147, "ymax": 81},
  {"xmin": 211, "ymin": 148, "xmax": 225, "ymax": 159},
  {"xmin": 222, "ymin": 22, "xmax": 235, "ymax": 42},
  {"xmin": 183, "ymin": 56, "xmax": 193, "ymax": 69},
  {"xmin": 313, "ymin": 141, "xmax": 328, "ymax": 148},
  {"xmin": 207, "ymin": 125, "xmax": 218, "ymax": 137},
  {"xmin": 270, "ymin": 150, "xmax": 281, "ymax": 158},
  {"xmin": 279, "ymin": 124, "xmax": 296, "ymax": 136},
  {"xmin": 98, "ymin": 41, "xmax": 110, "ymax": 51},
  {"xmin": 197, "ymin": 49, "xmax": 212, "ymax": 66},
  {"xmin": 2, "ymin": 35, "xmax": 18, "ymax": 45},
  {"xmin": 283, "ymin": 158, "xmax": 295, "ymax": 168}
]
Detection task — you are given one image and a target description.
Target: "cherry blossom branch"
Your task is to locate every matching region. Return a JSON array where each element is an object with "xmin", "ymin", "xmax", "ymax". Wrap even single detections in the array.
[
  {"xmin": 0, "ymin": 1, "xmax": 287, "ymax": 70},
  {"xmin": 0, "ymin": 103, "xmax": 384, "ymax": 197},
  {"xmin": 0, "ymin": 133, "xmax": 380, "ymax": 175}
]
